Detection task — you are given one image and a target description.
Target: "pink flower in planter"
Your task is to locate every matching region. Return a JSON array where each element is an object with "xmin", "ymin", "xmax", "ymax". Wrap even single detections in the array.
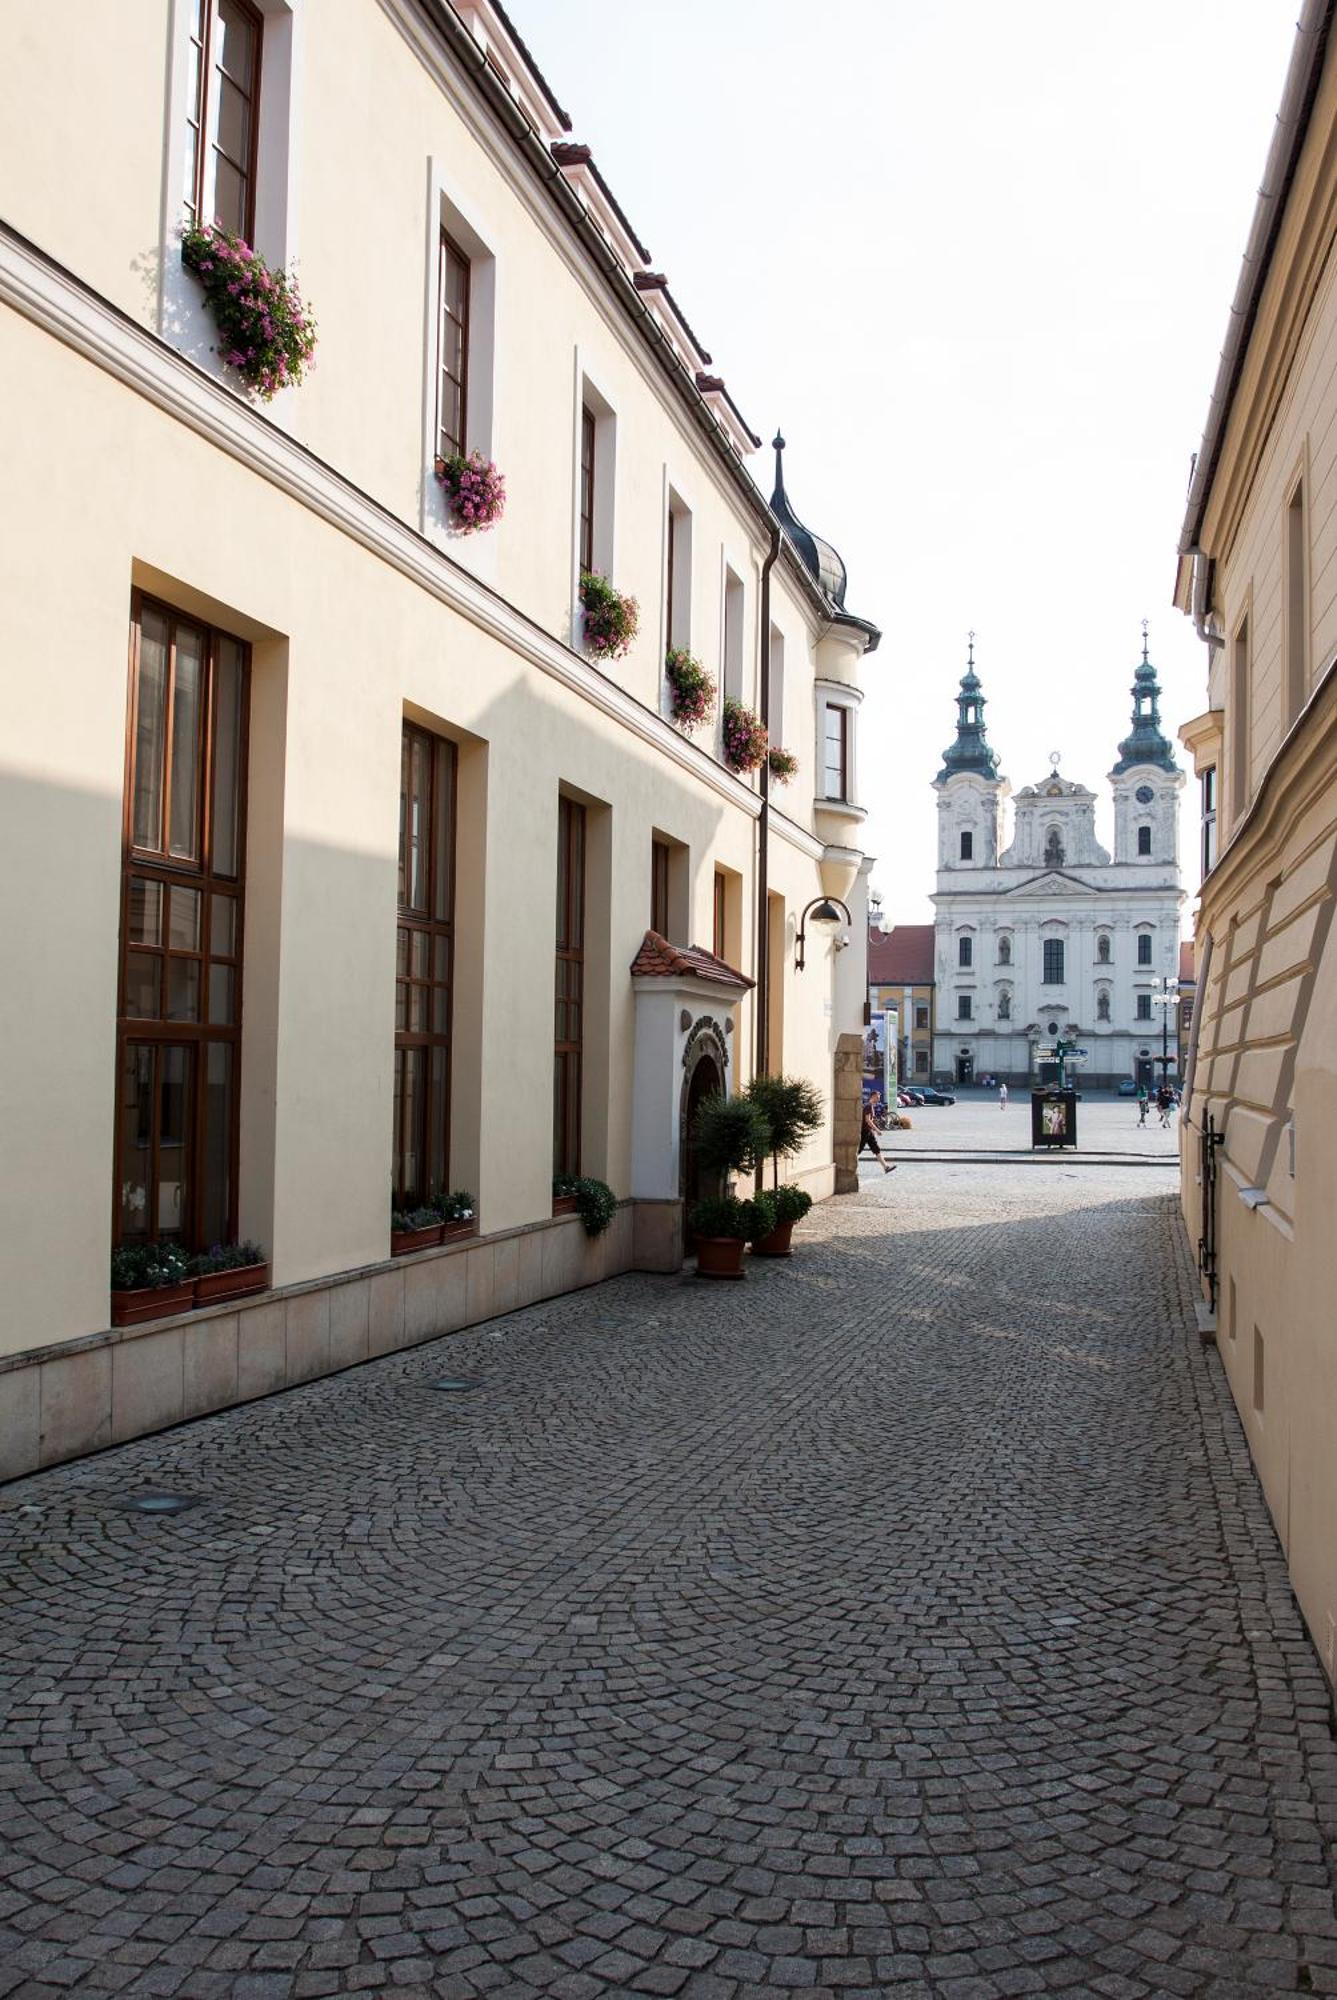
[
  {"xmin": 722, "ymin": 697, "xmax": 768, "ymax": 774},
  {"xmin": 181, "ymin": 222, "xmax": 317, "ymax": 401},
  {"xmin": 435, "ymin": 452, "xmax": 507, "ymax": 531}
]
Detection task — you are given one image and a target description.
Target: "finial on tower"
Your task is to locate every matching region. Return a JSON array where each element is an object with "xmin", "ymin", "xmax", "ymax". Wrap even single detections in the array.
[
  {"xmin": 967, "ymin": 629, "xmax": 975, "ymax": 668},
  {"xmin": 1141, "ymin": 617, "xmax": 1150, "ymax": 665}
]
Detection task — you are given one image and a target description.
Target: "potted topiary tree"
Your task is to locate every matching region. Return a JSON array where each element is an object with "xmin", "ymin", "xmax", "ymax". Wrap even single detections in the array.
[
  {"xmin": 745, "ymin": 1073, "xmax": 825, "ymax": 1255},
  {"xmin": 688, "ymin": 1093, "xmax": 771, "ymax": 1278}
]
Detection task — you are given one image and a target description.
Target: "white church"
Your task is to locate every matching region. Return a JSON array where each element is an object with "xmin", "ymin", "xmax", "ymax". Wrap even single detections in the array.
[{"xmin": 931, "ymin": 634, "xmax": 1185, "ymax": 1090}]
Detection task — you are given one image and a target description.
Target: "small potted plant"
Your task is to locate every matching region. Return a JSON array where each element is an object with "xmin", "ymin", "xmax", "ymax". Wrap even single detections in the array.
[
  {"xmin": 431, "ymin": 1189, "xmax": 477, "ymax": 1242},
  {"xmin": 434, "ymin": 451, "xmax": 506, "ymax": 531},
  {"xmin": 181, "ymin": 223, "xmax": 317, "ymax": 400},
  {"xmin": 750, "ymin": 1183, "xmax": 812, "ymax": 1259},
  {"xmin": 190, "ymin": 1241, "xmax": 269, "ymax": 1305},
  {"xmin": 110, "ymin": 1242, "xmax": 196, "ymax": 1326},
  {"xmin": 767, "ymin": 746, "xmax": 799, "ymax": 784},
  {"xmin": 664, "ymin": 648, "xmax": 716, "ymax": 732},
  {"xmin": 391, "ymin": 1203, "xmax": 443, "ymax": 1256},
  {"xmin": 745, "ymin": 1073, "xmax": 825, "ymax": 1255},
  {"xmin": 687, "ymin": 1194, "xmax": 748, "ymax": 1280},
  {"xmin": 579, "ymin": 570, "xmax": 639, "ymax": 659},
  {"xmin": 722, "ymin": 697, "xmax": 768, "ymax": 775},
  {"xmin": 689, "ymin": 1092, "xmax": 771, "ymax": 1278},
  {"xmin": 552, "ymin": 1175, "xmax": 617, "ymax": 1236}
]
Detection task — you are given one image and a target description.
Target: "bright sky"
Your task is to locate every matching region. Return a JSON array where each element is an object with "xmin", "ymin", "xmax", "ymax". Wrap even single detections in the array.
[{"xmin": 520, "ymin": 0, "xmax": 1298, "ymax": 924}]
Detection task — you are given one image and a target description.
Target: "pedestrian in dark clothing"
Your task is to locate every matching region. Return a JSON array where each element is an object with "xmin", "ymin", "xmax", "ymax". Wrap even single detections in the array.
[{"xmin": 860, "ymin": 1102, "xmax": 895, "ymax": 1173}]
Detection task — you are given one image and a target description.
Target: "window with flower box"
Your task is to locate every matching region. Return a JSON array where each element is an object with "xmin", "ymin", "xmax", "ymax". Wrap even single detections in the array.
[
  {"xmin": 554, "ymin": 797, "xmax": 586, "ymax": 1178},
  {"xmin": 184, "ymin": 0, "xmax": 263, "ymax": 241},
  {"xmin": 437, "ymin": 231, "xmax": 471, "ymax": 463},
  {"xmin": 395, "ymin": 725, "xmax": 456, "ymax": 1203},
  {"xmin": 117, "ymin": 596, "xmax": 248, "ymax": 1251}
]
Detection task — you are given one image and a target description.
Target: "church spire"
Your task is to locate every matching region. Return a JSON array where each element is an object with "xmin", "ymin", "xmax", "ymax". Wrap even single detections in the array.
[
  {"xmin": 936, "ymin": 632, "xmax": 1001, "ymax": 782},
  {"xmin": 1112, "ymin": 619, "xmax": 1178, "ymax": 773}
]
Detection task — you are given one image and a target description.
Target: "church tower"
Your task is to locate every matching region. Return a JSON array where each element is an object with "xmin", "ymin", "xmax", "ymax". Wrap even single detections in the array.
[
  {"xmin": 1110, "ymin": 623, "xmax": 1184, "ymax": 865},
  {"xmin": 933, "ymin": 636, "xmax": 1008, "ymax": 873}
]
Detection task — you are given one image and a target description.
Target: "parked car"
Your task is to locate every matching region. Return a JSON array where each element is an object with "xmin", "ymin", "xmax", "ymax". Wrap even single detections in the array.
[
  {"xmin": 918, "ymin": 1087, "xmax": 957, "ymax": 1106},
  {"xmin": 1116, "ymin": 1079, "xmax": 1138, "ymax": 1096},
  {"xmin": 899, "ymin": 1088, "xmax": 924, "ymax": 1106}
]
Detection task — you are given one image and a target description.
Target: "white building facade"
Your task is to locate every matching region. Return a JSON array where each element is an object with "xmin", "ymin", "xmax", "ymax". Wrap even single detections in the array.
[{"xmin": 931, "ymin": 641, "xmax": 1185, "ymax": 1088}]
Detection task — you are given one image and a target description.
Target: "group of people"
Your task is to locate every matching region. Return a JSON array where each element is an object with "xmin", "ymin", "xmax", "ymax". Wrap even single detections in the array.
[{"xmin": 1138, "ymin": 1082, "xmax": 1178, "ymax": 1128}]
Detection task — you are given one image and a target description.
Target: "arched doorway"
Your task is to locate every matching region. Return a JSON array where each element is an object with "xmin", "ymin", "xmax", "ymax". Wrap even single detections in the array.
[
  {"xmin": 681, "ymin": 1051, "xmax": 724, "ymax": 1245},
  {"xmin": 956, "ymin": 1049, "xmax": 974, "ymax": 1086}
]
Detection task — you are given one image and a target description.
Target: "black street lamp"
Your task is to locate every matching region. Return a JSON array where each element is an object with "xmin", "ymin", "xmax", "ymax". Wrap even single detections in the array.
[
  {"xmin": 1151, "ymin": 976, "xmax": 1180, "ymax": 1083},
  {"xmin": 795, "ymin": 896, "xmax": 851, "ymax": 971}
]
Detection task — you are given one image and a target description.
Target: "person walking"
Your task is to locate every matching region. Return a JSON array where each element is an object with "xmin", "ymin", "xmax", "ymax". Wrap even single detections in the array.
[
  {"xmin": 1137, "ymin": 1083, "xmax": 1149, "ymax": 1127},
  {"xmin": 1157, "ymin": 1084, "xmax": 1174, "ymax": 1128},
  {"xmin": 859, "ymin": 1098, "xmax": 895, "ymax": 1173},
  {"xmin": 998, "ymin": 1082, "xmax": 1008, "ymax": 1111}
]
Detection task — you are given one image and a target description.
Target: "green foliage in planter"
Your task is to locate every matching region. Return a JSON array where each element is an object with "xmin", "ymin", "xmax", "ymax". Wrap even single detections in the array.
[
  {"xmin": 392, "ymin": 1206, "xmax": 439, "ymax": 1232},
  {"xmin": 664, "ymin": 647, "xmax": 716, "ymax": 730},
  {"xmin": 691, "ymin": 1193, "xmax": 777, "ymax": 1242},
  {"xmin": 690, "ymin": 1093, "xmax": 770, "ymax": 1179},
  {"xmin": 110, "ymin": 1241, "xmax": 192, "ymax": 1292},
  {"xmin": 745, "ymin": 1073, "xmax": 825, "ymax": 1185},
  {"xmin": 772, "ymin": 1184, "xmax": 813, "ymax": 1226},
  {"xmin": 553, "ymin": 1174, "xmax": 618, "ymax": 1238},
  {"xmin": 189, "ymin": 1241, "xmax": 266, "ymax": 1275},
  {"xmin": 579, "ymin": 570, "xmax": 639, "ymax": 659},
  {"xmin": 746, "ymin": 1190, "xmax": 780, "ymax": 1242},
  {"xmin": 181, "ymin": 224, "xmax": 317, "ymax": 399},
  {"xmin": 430, "ymin": 1189, "xmax": 476, "ymax": 1225}
]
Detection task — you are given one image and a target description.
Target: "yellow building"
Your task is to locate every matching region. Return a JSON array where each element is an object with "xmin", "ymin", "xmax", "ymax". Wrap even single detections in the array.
[
  {"xmin": 1174, "ymin": 0, "xmax": 1337, "ymax": 1685},
  {"xmin": 0, "ymin": 0, "xmax": 879, "ymax": 1476},
  {"xmin": 868, "ymin": 924, "xmax": 936, "ymax": 1084}
]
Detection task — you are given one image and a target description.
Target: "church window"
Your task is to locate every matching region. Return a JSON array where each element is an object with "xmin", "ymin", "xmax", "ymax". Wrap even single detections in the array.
[
  {"xmin": 958, "ymin": 935, "xmax": 972, "ymax": 968},
  {"xmin": 1042, "ymin": 938, "xmax": 1064, "ymax": 984},
  {"xmin": 1044, "ymin": 828, "xmax": 1064, "ymax": 867},
  {"xmin": 1097, "ymin": 990, "xmax": 1110, "ymax": 1022},
  {"xmin": 915, "ymin": 1005, "xmax": 928, "ymax": 1031},
  {"xmin": 1137, "ymin": 992, "xmax": 1152, "ymax": 1021},
  {"xmin": 1097, "ymin": 933, "xmax": 1111, "ymax": 963},
  {"xmin": 997, "ymin": 935, "xmax": 1011, "ymax": 965},
  {"xmin": 1137, "ymin": 932, "xmax": 1152, "ymax": 966},
  {"xmin": 997, "ymin": 988, "xmax": 1011, "ymax": 1020},
  {"xmin": 957, "ymin": 994, "xmax": 972, "ymax": 1020},
  {"xmin": 1137, "ymin": 824, "xmax": 1152, "ymax": 856},
  {"xmin": 959, "ymin": 829, "xmax": 973, "ymax": 860}
]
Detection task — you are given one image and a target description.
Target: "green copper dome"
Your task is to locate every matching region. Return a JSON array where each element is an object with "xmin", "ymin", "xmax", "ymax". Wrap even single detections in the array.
[
  {"xmin": 936, "ymin": 638, "xmax": 1001, "ymax": 783},
  {"xmin": 1112, "ymin": 624, "xmax": 1178, "ymax": 775}
]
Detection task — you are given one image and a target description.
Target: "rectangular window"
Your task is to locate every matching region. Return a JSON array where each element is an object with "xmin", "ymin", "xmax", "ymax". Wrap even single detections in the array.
[
  {"xmin": 1202, "ymin": 765, "xmax": 1218, "ymax": 876},
  {"xmin": 666, "ymin": 497, "xmax": 692, "ymax": 652},
  {"xmin": 957, "ymin": 994, "xmax": 972, "ymax": 1020},
  {"xmin": 579, "ymin": 405, "xmax": 597, "ymax": 577},
  {"xmin": 394, "ymin": 724, "xmax": 456, "ymax": 1204},
  {"xmin": 823, "ymin": 705, "xmax": 849, "ymax": 800},
  {"xmin": 915, "ymin": 1048, "xmax": 929, "ymax": 1074},
  {"xmin": 960, "ymin": 830, "xmax": 973, "ymax": 860},
  {"xmin": 958, "ymin": 936, "xmax": 972, "ymax": 968},
  {"xmin": 184, "ymin": 0, "xmax": 263, "ymax": 240},
  {"xmin": 1137, "ymin": 992, "xmax": 1152, "ymax": 1021},
  {"xmin": 436, "ymin": 231, "xmax": 471, "ymax": 463},
  {"xmin": 915, "ymin": 1005, "xmax": 928, "ymax": 1031},
  {"xmin": 1137, "ymin": 933, "xmax": 1152, "ymax": 966},
  {"xmin": 1231, "ymin": 615, "xmax": 1251, "ymax": 823},
  {"xmin": 713, "ymin": 869, "xmax": 727, "ymax": 960},
  {"xmin": 117, "ymin": 596, "xmax": 248, "ymax": 1250},
  {"xmin": 1137, "ymin": 825, "xmax": 1152, "ymax": 856},
  {"xmin": 1042, "ymin": 938, "xmax": 1064, "ymax": 984},
  {"xmin": 1287, "ymin": 480, "xmax": 1307, "ymax": 727},
  {"xmin": 768, "ymin": 626, "xmax": 785, "ymax": 752},
  {"xmin": 651, "ymin": 838, "xmax": 670, "ymax": 937},
  {"xmin": 723, "ymin": 567, "xmax": 744, "ymax": 702},
  {"xmin": 554, "ymin": 797, "xmax": 586, "ymax": 1178}
]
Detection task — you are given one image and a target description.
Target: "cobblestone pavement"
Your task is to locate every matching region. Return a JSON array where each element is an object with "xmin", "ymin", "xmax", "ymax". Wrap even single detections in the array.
[{"xmin": 3, "ymin": 1167, "xmax": 1336, "ymax": 1999}]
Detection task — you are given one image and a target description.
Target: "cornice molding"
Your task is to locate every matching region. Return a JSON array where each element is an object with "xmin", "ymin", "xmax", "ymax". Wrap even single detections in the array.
[{"xmin": 0, "ymin": 220, "xmax": 770, "ymax": 821}]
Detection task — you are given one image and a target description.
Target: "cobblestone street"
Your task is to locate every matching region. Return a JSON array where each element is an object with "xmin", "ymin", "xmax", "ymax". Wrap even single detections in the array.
[{"xmin": 3, "ymin": 1165, "xmax": 1336, "ymax": 1999}]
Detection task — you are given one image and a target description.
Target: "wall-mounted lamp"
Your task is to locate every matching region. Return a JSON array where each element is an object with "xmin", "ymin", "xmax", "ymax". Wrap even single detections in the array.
[{"xmin": 795, "ymin": 895, "xmax": 851, "ymax": 971}]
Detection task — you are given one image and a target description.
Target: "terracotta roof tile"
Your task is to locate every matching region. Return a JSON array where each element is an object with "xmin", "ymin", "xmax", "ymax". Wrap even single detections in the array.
[
  {"xmin": 630, "ymin": 930, "xmax": 754, "ymax": 991},
  {"xmin": 867, "ymin": 923, "xmax": 935, "ymax": 985}
]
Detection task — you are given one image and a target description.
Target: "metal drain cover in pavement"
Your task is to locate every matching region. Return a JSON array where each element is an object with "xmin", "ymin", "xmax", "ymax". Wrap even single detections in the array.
[
  {"xmin": 429, "ymin": 1377, "xmax": 480, "ymax": 1392},
  {"xmin": 118, "ymin": 1491, "xmax": 203, "ymax": 1516}
]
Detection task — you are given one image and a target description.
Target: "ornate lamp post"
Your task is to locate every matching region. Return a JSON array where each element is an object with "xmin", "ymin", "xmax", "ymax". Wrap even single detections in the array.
[{"xmin": 1151, "ymin": 976, "xmax": 1180, "ymax": 1084}]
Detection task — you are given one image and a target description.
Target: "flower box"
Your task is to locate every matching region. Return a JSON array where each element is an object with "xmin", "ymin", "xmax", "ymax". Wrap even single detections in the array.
[
  {"xmin": 722, "ymin": 697, "xmax": 767, "ymax": 774},
  {"xmin": 580, "ymin": 570, "xmax": 639, "ymax": 659},
  {"xmin": 552, "ymin": 1194, "xmax": 578, "ymax": 1218},
  {"xmin": 194, "ymin": 1261, "xmax": 270, "ymax": 1306},
  {"xmin": 111, "ymin": 1280, "xmax": 197, "ymax": 1327},
  {"xmin": 440, "ymin": 1218, "xmax": 476, "ymax": 1244},
  {"xmin": 391, "ymin": 1221, "xmax": 444, "ymax": 1256},
  {"xmin": 435, "ymin": 451, "xmax": 506, "ymax": 532},
  {"xmin": 181, "ymin": 224, "xmax": 317, "ymax": 400}
]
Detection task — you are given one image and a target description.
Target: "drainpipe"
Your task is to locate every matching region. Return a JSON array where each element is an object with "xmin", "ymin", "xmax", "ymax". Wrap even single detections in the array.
[{"xmin": 754, "ymin": 506, "xmax": 784, "ymax": 1080}]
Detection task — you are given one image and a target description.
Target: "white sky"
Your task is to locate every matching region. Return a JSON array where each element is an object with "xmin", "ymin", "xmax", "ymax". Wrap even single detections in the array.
[{"xmin": 519, "ymin": 0, "xmax": 1299, "ymax": 924}]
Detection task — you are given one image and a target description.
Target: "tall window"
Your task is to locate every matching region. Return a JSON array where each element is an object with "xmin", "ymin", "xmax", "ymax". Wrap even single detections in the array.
[
  {"xmin": 712, "ymin": 870, "xmax": 727, "ymax": 960},
  {"xmin": 117, "ymin": 597, "xmax": 248, "ymax": 1250},
  {"xmin": 1231, "ymin": 615, "xmax": 1251, "ymax": 823},
  {"xmin": 579, "ymin": 405, "xmax": 596, "ymax": 576},
  {"xmin": 1137, "ymin": 992, "xmax": 1152, "ymax": 1021},
  {"xmin": 1137, "ymin": 824, "xmax": 1152, "ymax": 856},
  {"xmin": 1042, "ymin": 938, "xmax": 1064, "ymax": 984},
  {"xmin": 958, "ymin": 935, "xmax": 972, "ymax": 968},
  {"xmin": 959, "ymin": 830, "xmax": 973, "ymax": 860},
  {"xmin": 915, "ymin": 1005, "xmax": 928, "ymax": 1031},
  {"xmin": 666, "ymin": 498, "xmax": 692, "ymax": 652},
  {"xmin": 395, "ymin": 725, "xmax": 456, "ymax": 1203},
  {"xmin": 823, "ymin": 705, "xmax": 849, "ymax": 800},
  {"xmin": 1137, "ymin": 932, "xmax": 1152, "ymax": 967},
  {"xmin": 436, "ymin": 231, "xmax": 471, "ymax": 463},
  {"xmin": 184, "ymin": 0, "xmax": 263, "ymax": 240},
  {"xmin": 957, "ymin": 994, "xmax": 972, "ymax": 1020},
  {"xmin": 651, "ymin": 838, "xmax": 670, "ymax": 936},
  {"xmin": 554, "ymin": 798, "xmax": 586, "ymax": 1177},
  {"xmin": 1202, "ymin": 766, "xmax": 1218, "ymax": 876}
]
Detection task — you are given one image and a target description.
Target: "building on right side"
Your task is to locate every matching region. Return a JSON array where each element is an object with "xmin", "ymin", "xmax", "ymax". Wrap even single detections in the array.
[{"xmin": 1174, "ymin": 0, "xmax": 1337, "ymax": 1686}]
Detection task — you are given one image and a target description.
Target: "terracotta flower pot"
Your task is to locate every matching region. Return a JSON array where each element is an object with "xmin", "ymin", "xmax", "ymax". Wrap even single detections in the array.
[
  {"xmin": 193, "ymin": 1262, "xmax": 269, "ymax": 1306},
  {"xmin": 111, "ymin": 1279, "xmax": 197, "ymax": 1327},
  {"xmin": 695, "ymin": 1235, "xmax": 746, "ymax": 1280},
  {"xmin": 391, "ymin": 1222, "xmax": 444, "ymax": 1257},
  {"xmin": 751, "ymin": 1220, "xmax": 795, "ymax": 1258},
  {"xmin": 552, "ymin": 1195, "xmax": 578, "ymax": 1217}
]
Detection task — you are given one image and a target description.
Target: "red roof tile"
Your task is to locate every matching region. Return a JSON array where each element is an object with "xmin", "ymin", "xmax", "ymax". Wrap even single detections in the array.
[
  {"xmin": 867, "ymin": 924, "xmax": 935, "ymax": 985},
  {"xmin": 630, "ymin": 930, "xmax": 754, "ymax": 991}
]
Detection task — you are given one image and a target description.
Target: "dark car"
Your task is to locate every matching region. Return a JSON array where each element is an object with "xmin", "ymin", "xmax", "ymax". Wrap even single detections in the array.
[{"xmin": 918, "ymin": 1087, "xmax": 956, "ymax": 1106}]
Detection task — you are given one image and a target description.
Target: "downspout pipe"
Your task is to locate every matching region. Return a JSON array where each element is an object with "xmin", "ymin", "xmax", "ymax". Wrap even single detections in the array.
[{"xmin": 754, "ymin": 506, "xmax": 784, "ymax": 1082}]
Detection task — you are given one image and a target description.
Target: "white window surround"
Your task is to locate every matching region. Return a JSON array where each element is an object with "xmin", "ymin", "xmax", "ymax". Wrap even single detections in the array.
[
  {"xmin": 721, "ymin": 561, "xmax": 744, "ymax": 706},
  {"xmin": 659, "ymin": 480, "xmax": 693, "ymax": 720},
  {"xmin": 570, "ymin": 361, "xmax": 617, "ymax": 648},
  {"xmin": 815, "ymin": 678, "xmax": 861, "ymax": 808},
  {"xmin": 421, "ymin": 170, "xmax": 498, "ymax": 556},
  {"xmin": 160, "ymin": 0, "xmax": 305, "ymax": 417},
  {"xmin": 768, "ymin": 624, "xmax": 785, "ymax": 753}
]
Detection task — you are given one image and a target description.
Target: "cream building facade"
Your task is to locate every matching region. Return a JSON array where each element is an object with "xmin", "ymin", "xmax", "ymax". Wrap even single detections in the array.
[
  {"xmin": 1174, "ymin": 0, "xmax": 1337, "ymax": 1687},
  {"xmin": 930, "ymin": 648, "xmax": 1184, "ymax": 1089},
  {"xmin": 0, "ymin": 0, "xmax": 878, "ymax": 1476}
]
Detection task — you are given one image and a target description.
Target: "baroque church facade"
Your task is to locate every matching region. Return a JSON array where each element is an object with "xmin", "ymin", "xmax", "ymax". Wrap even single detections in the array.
[{"xmin": 931, "ymin": 637, "xmax": 1185, "ymax": 1089}]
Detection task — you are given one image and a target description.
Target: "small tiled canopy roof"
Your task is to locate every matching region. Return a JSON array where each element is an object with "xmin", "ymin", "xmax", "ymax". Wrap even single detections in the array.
[{"xmin": 630, "ymin": 930, "xmax": 754, "ymax": 992}]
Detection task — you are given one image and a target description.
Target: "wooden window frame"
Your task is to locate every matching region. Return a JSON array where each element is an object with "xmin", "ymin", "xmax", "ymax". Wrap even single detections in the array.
[
  {"xmin": 186, "ymin": 0, "xmax": 264, "ymax": 242},
  {"xmin": 1201, "ymin": 765, "xmax": 1218, "ymax": 877},
  {"xmin": 116, "ymin": 593, "xmax": 250, "ymax": 1252},
  {"xmin": 651, "ymin": 837, "xmax": 670, "ymax": 938},
  {"xmin": 1137, "ymin": 932, "xmax": 1153, "ymax": 966},
  {"xmin": 1042, "ymin": 938, "xmax": 1064, "ymax": 985},
  {"xmin": 712, "ymin": 869, "xmax": 727, "ymax": 960},
  {"xmin": 394, "ymin": 723, "xmax": 457, "ymax": 1205},
  {"xmin": 823, "ymin": 704, "xmax": 849, "ymax": 801},
  {"xmin": 436, "ymin": 229, "xmax": 471, "ymax": 465},
  {"xmin": 579, "ymin": 405, "xmax": 597, "ymax": 577},
  {"xmin": 554, "ymin": 797, "xmax": 586, "ymax": 1179},
  {"xmin": 958, "ymin": 935, "xmax": 972, "ymax": 968}
]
